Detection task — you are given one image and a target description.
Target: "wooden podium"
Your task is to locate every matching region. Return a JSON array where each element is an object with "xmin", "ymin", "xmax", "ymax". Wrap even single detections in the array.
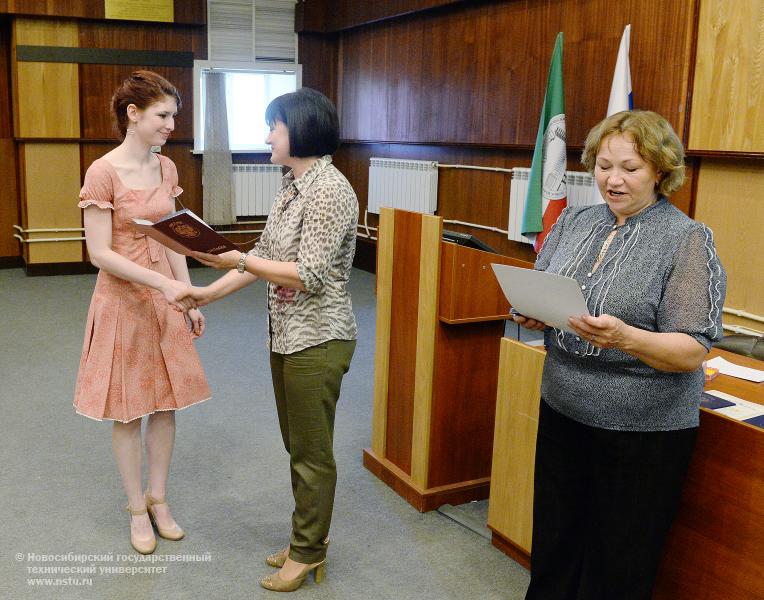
[{"xmin": 363, "ymin": 208, "xmax": 532, "ymax": 511}]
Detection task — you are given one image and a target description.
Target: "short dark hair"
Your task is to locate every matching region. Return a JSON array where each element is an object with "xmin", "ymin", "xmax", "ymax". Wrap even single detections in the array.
[
  {"xmin": 265, "ymin": 87, "xmax": 340, "ymax": 157},
  {"xmin": 111, "ymin": 70, "xmax": 181, "ymax": 139}
]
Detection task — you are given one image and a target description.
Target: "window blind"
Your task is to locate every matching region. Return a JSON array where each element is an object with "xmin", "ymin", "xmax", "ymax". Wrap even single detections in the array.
[{"xmin": 207, "ymin": 0, "xmax": 296, "ymax": 63}]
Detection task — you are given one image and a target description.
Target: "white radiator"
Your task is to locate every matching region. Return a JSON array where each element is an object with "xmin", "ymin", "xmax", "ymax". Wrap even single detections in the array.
[
  {"xmin": 232, "ymin": 164, "xmax": 283, "ymax": 217},
  {"xmin": 368, "ymin": 157, "xmax": 439, "ymax": 215},
  {"xmin": 507, "ymin": 168, "xmax": 601, "ymax": 243}
]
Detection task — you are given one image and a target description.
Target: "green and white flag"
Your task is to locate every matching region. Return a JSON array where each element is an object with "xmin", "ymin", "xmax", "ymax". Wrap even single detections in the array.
[{"xmin": 522, "ymin": 32, "xmax": 567, "ymax": 253}]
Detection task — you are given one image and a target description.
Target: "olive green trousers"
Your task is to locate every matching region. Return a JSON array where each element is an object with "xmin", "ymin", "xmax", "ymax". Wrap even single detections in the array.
[{"xmin": 269, "ymin": 339, "xmax": 355, "ymax": 564}]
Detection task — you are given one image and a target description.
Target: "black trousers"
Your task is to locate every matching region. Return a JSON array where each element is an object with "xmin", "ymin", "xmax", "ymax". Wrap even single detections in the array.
[{"xmin": 524, "ymin": 399, "xmax": 698, "ymax": 600}]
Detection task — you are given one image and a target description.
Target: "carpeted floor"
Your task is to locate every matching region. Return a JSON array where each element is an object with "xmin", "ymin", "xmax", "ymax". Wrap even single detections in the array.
[{"xmin": 0, "ymin": 266, "xmax": 530, "ymax": 600}]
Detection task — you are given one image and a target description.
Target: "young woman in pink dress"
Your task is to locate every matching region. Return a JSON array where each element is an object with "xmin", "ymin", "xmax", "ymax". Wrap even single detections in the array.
[{"xmin": 74, "ymin": 71, "xmax": 210, "ymax": 554}]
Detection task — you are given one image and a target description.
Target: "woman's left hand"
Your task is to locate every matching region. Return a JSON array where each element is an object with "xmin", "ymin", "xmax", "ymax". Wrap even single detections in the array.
[
  {"xmin": 568, "ymin": 314, "xmax": 629, "ymax": 349},
  {"xmin": 190, "ymin": 249, "xmax": 240, "ymax": 270},
  {"xmin": 186, "ymin": 308, "xmax": 206, "ymax": 337}
]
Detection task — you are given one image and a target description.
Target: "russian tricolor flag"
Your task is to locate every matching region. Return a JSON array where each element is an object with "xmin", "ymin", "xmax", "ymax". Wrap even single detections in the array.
[
  {"xmin": 593, "ymin": 25, "xmax": 633, "ymax": 204},
  {"xmin": 608, "ymin": 24, "xmax": 633, "ymax": 114}
]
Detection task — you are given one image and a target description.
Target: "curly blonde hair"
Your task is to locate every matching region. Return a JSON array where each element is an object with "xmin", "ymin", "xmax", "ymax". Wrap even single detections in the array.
[{"xmin": 581, "ymin": 110, "xmax": 685, "ymax": 196}]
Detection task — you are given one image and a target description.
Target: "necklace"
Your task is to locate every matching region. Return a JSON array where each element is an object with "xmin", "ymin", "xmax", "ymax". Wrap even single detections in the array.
[{"xmin": 592, "ymin": 228, "xmax": 619, "ymax": 273}]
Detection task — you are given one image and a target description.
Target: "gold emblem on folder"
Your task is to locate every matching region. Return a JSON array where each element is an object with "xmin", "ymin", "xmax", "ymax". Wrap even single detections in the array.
[{"xmin": 169, "ymin": 222, "xmax": 200, "ymax": 239}]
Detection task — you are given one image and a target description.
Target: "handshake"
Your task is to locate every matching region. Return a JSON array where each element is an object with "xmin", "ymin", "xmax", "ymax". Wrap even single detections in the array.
[
  {"xmin": 159, "ymin": 279, "xmax": 211, "ymax": 313},
  {"xmin": 156, "ymin": 280, "xmax": 211, "ymax": 337}
]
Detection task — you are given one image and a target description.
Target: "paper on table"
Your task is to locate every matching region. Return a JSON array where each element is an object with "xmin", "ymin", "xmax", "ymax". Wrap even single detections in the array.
[
  {"xmin": 705, "ymin": 356, "xmax": 764, "ymax": 383},
  {"xmin": 491, "ymin": 264, "xmax": 590, "ymax": 334},
  {"xmin": 705, "ymin": 390, "xmax": 764, "ymax": 421}
]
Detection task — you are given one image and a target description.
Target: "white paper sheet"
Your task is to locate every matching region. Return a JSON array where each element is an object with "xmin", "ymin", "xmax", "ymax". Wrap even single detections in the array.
[
  {"xmin": 705, "ymin": 356, "xmax": 764, "ymax": 383},
  {"xmin": 491, "ymin": 264, "xmax": 590, "ymax": 334}
]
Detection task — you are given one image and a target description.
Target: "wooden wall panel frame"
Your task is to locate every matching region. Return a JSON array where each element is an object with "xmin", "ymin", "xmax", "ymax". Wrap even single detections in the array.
[
  {"xmin": 22, "ymin": 142, "xmax": 83, "ymax": 264},
  {"xmin": 13, "ymin": 18, "xmax": 79, "ymax": 139},
  {"xmin": 693, "ymin": 158, "xmax": 764, "ymax": 332},
  {"xmin": 688, "ymin": 0, "xmax": 764, "ymax": 153}
]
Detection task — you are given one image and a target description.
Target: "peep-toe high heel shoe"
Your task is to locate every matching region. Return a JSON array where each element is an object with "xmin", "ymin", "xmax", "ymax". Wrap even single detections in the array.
[
  {"xmin": 260, "ymin": 561, "xmax": 326, "ymax": 592},
  {"xmin": 145, "ymin": 491, "xmax": 185, "ymax": 541},
  {"xmin": 126, "ymin": 505, "xmax": 157, "ymax": 555}
]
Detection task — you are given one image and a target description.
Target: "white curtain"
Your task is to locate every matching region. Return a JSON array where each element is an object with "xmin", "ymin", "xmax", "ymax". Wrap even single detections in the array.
[{"xmin": 202, "ymin": 71, "xmax": 235, "ymax": 225}]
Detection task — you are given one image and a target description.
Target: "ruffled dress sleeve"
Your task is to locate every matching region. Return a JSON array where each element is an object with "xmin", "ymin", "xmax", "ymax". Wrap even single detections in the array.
[{"xmin": 78, "ymin": 160, "xmax": 115, "ymax": 210}]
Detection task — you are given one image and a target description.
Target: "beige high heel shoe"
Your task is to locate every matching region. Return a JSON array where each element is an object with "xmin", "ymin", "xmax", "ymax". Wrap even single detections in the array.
[
  {"xmin": 145, "ymin": 491, "xmax": 185, "ymax": 540},
  {"xmin": 260, "ymin": 561, "xmax": 326, "ymax": 592},
  {"xmin": 126, "ymin": 505, "xmax": 157, "ymax": 555}
]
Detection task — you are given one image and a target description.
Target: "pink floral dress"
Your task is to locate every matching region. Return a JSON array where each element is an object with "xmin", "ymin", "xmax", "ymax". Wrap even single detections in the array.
[{"xmin": 73, "ymin": 154, "xmax": 210, "ymax": 422}]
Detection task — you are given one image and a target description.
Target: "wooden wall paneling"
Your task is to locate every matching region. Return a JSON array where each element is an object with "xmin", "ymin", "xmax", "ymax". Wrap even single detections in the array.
[
  {"xmin": 693, "ymin": 159, "xmax": 764, "ymax": 331},
  {"xmin": 336, "ymin": 0, "xmax": 697, "ymax": 147},
  {"xmin": 172, "ymin": 0, "xmax": 206, "ymax": 25},
  {"xmin": 13, "ymin": 18, "xmax": 79, "ymax": 138},
  {"xmin": 1, "ymin": 1, "xmax": 103, "ymax": 19},
  {"xmin": 427, "ymin": 319, "xmax": 505, "ymax": 488},
  {"xmin": 79, "ymin": 64, "xmax": 194, "ymax": 140},
  {"xmin": 23, "ymin": 143, "xmax": 83, "ymax": 263},
  {"xmin": 298, "ymin": 32, "xmax": 339, "ymax": 105},
  {"xmin": 384, "ymin": 17, "xmax": 424, "ymax": 142},
  {"xmin": 371, "ymin": 207, "xmax": 395, "ymax": 457},
  {"xmin": 0, "ymin": 138, "xmax": 19, "ymax": 257},
  {"xmin": 0, "ymin": 16, "xmax": 12, "ymax": 137},
  {"xmin": 0, "ymin": 17, "xmax": 20, "ymax": 258},
  {"xmin": 385, "ymin": 210, "xmax": 423, "ymax": 475},
  {"xmin": 0, "ymin": 1, "xmax": 205, "ymax": 24},
  {"xmin": 670, "ymin": 157, "xmax": 696, "ymax": 217},
  {"xmin": 78, "ymin": 20, "xmax": 205, "ymax": 56},
  {"xmin": 410, "ymin": 214, "xmax": 442, "ymax": 487},
  {"xmin": 297, "ymin": 0, "xmax": 463, "ymax": 33},
  {"xmin": 688, "ymin": 0, "xmax": 764, "ymax": 152}
]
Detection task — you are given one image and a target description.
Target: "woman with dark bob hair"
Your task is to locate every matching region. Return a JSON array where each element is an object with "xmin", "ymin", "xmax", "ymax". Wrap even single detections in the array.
[
  {"xmin": 513, "ymin": 110, "xmax": 726, "ymax": 600},
  {"xmin": 177, "ymin": 87, "xmax": 358, "ymax": 592}
]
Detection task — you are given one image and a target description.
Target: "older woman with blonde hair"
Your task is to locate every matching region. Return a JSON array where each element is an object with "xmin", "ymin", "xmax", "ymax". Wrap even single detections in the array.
[{"xmin": 513, "ymin": 110, "xmax": 726, "ymax": 600}]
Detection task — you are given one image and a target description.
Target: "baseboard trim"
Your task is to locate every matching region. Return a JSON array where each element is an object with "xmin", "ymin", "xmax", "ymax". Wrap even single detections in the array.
[
  {"xmin": 363, "ymin": 448, "xmax": 490, "ymax": 512},
  {"xmin": 354, "ymin": 236, "xmax": 376, "ymax": 273},
  {"xmin": 487, "ymin": 527, "xmax": 531, "ymax": 569},
  {"xmin": 24, "ymin": 262, "xmax": 98, "ymax": 276},
  {"xmin": 0, "ymin": 256, "xmax": 23, "ymax": 269}
]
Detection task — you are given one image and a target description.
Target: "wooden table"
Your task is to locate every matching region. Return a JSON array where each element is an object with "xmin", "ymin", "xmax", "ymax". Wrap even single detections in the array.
[
  {"xmin": 653, "ymin": 348, "xmax": 764, "ymax": 599},
  {"xmin": 487, "ymin": 342, "xmax": 764, "ymax": 599}
]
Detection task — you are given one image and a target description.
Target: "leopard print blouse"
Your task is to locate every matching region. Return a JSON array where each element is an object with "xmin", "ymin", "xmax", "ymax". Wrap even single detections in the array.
[{"xmin": 249, "ymin": 155, "xmax": 358, "ymax": 354}]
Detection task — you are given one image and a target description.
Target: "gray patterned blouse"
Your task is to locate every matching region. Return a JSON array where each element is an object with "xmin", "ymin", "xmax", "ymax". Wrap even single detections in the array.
[
  {"xmin": 536, "ymin": 198, "xmax": 726, "ymax": 431},
  {"xmin": 249, "ymin": 155, "xmax": 358, "ymax": 354}
]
